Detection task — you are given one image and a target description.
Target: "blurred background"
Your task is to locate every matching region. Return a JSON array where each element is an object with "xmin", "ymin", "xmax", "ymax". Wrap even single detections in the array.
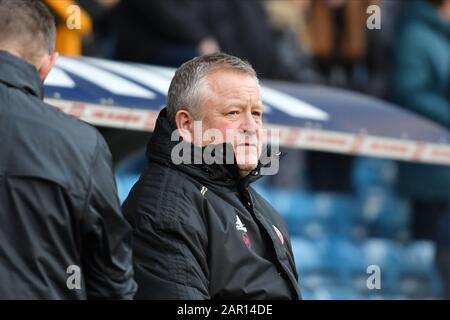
[{"xmin": 43, "ymin": 0, "xmax": 450, "ymax": 300}]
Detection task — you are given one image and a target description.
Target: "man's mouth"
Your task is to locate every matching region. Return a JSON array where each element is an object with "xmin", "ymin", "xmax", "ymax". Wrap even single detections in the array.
[{"xmin": 238, "ymin": 143, "xmax": 256, "ymax": 147}]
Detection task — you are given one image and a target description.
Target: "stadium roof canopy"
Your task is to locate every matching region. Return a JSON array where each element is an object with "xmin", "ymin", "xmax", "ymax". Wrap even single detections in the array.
[{"xmin": 44, "ymin": 56, "xmax": 450, "ymax": 166}]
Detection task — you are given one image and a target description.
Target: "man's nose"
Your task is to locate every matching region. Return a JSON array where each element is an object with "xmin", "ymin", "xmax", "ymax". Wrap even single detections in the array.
[{"xmin": 241, "ymin": 111, "xmax": 259, "ymax": 134}]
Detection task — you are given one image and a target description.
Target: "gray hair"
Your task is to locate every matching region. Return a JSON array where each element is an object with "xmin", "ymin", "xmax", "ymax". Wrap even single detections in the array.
[
  {"xmin": 166, "ymin": 52, "xmax": 258, "ymax": 128},
  {"xmin": 0, "ymin": 0, "xmax": 56, "ymax": 64}
]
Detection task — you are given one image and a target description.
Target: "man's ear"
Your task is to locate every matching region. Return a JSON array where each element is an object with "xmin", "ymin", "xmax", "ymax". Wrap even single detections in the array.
[
  {"xmin": 175, "ymin": 109, "xmax": 194, "ymax": 143},
  {"xmin": 38, "ymin": 52, "xmax": 59, "ymax": 81}
]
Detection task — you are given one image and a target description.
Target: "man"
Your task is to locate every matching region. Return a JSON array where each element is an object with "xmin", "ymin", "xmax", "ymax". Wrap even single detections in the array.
[
  {"xmin": 0, "ymin": 0, "xmax": 136, "ymax": 299},
  {"xmin": 114, "ymin": 0, "xmax": 219, "ymax": 66},
  {"xmin": 391, "ymin": 0, "xmax": 450, "ymax": 300},
  {"xmin": 391, "ymin": 0, "xmax": 450, "ymax": 128},
  {"xmin": 123, "ymin": 53, "xmax": 301, "ymax": 299}
]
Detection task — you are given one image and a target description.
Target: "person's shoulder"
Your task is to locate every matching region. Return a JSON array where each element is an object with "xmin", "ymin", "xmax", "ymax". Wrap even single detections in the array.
[
  {"xmin": 35, "ymin": 99, "xmax": 103, "ymax": 157},
  {"xmin": 129, "ymin": 161, "xmax": 204, "ymax": 198},
  {"xmin": 24, "ymin": 97, "xmax": 106, "ymax": 172},
  {"xmin": 123, "ymin": 164, "xmax": 204, "ymax": 226},
  {"xmin": 1, "ymin": 92, "xmax": 107, "ymax": 190},
  {"xmin": 2, "ymin": 81, "xmax": 103, "ymax": 161},
  {"xmin": 47, "ymin": 101, "xmax": 98, "ymax": 136}
]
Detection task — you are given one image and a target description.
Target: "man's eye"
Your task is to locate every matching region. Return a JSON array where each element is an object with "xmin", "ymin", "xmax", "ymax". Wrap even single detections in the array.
[
  {"xmin": 228, "ymin": 111, "xmax": 239, "ymax": 116},
  {"xmin": 252, "ymin": 111, "xmax": 262, "ymax": 117}
]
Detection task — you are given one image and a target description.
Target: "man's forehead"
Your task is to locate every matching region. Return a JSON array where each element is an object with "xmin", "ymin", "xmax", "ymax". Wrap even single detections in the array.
[{"xmin": 206, "ymin": 70, "xmax": 259, "ymax": 90}]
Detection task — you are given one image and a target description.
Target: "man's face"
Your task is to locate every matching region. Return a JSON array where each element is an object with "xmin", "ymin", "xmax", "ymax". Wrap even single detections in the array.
[{"xmin": 195, "ymin": 70, "xmax": 263, "ymax": 177}]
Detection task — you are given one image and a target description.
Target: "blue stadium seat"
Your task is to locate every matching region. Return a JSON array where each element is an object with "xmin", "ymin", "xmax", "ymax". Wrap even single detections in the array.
[
  {"xmin": 257, "ymin": 188, "xmax": 320, "ymax": 237},
  {"xmin": 312, "ymin": 193, "xmax": 361, "ymax": 238},
  {"xmin": 359, "ymin": 238, "xmax": 403, "ymax": 294},
  {"xmin": 291, "ymin": 237, "xmax": 323, "ymax": 273},
  {"xmin": 326, "ymin": 238, "xmax": 365, "ymax": 281},
  {"xmin": 359, "ymin": 191, "xmax": 411, "ymax": 241},
  {"xmin": 115, "ymin": 149, "xmax": 146, "ymax": 203},
  {"xmin": 309, "ymin": 286, "xmax": 363, "ymax": 300},
  {"xmin": 363, "ymin": 293, "xmax": 408, "ymax": 300},
  {"xmin": 352, "ymin": 156, "xmax": 398, "ymax": 196},
  {"xmin": 116, "ymin": 174, "xmax": 140, "ymax": 204},
  {"xmin": 258, "ymin": 188, "xmax": 361, "ymax": 239},
  {"xmin": 291, "ymin": 237, "xmax": 341, "ymax": 291},
  {"xmin": 293, "ymin": 236, "xmax": 371, "ymax": 293},
  {"xmin": 294, "ymin": 236, "xmax": 443, "ymax": 299},
  {"xmin": 399, "ymin": 241, "xmax": 443, "ymax": 298},
  {"xmin": 299, "ymin": 288, "xmax": 316, "ymax": 300}
]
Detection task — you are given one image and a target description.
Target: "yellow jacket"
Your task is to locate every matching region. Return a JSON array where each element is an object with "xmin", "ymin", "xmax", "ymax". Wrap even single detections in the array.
[{"xmin": 44, "ymin": 0, "xmax": 92, "ymax": 56}]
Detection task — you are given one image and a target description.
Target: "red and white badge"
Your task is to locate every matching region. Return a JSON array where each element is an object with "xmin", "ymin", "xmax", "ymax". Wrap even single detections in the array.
[
  {"xmin": 242, "ymin": 233, "xmax": 252, "ymax": 248},
  {"xmin": 273, "ymin": 225, "xmax": 284, "ymax": 245}
]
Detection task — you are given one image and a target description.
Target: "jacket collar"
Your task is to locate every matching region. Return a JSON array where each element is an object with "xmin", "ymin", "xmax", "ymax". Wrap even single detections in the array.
[
  {"xmin": 0, "ymin": 50, "xmax": 43, "ymax": 99},
  {"xmin": 146, "ymin": 108, "xmax": 285, "ymax": 189}
]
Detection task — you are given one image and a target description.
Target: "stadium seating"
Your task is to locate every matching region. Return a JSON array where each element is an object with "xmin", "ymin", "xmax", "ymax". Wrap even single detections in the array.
[
  {"xmin": 351, "ymin": 156, "xmax": 398, "ymax": 196},
  {"xmin": 399, "ymin": 241, "xmax": 443, "ymax": 298},
  {"xmin": 115, "ymin": 152, "xmax": 444, "ymax": 299},
  {"xmin": 359, "ymin": 190, "xmax": 411, "ymax": 241}
]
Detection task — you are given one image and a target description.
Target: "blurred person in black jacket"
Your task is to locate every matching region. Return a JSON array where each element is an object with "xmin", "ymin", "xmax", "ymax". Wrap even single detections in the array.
[
  {"xmin": 77, "ymin": 0, "xmax": 121, "ymax": 58},
  {"xmin": 0, "ymin": 0, "xmax": 136, "ymax": 299},
  {"xmin": 113, "ymin": 0, "xmax": 291, "ymax": 79},
  {"xmin": 202, "ymin": 0, "xmax": 291, "ymax": 80},
  {"xmin": 113, "ymin": 0, "xmax": 219, "ymax": 66}
]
